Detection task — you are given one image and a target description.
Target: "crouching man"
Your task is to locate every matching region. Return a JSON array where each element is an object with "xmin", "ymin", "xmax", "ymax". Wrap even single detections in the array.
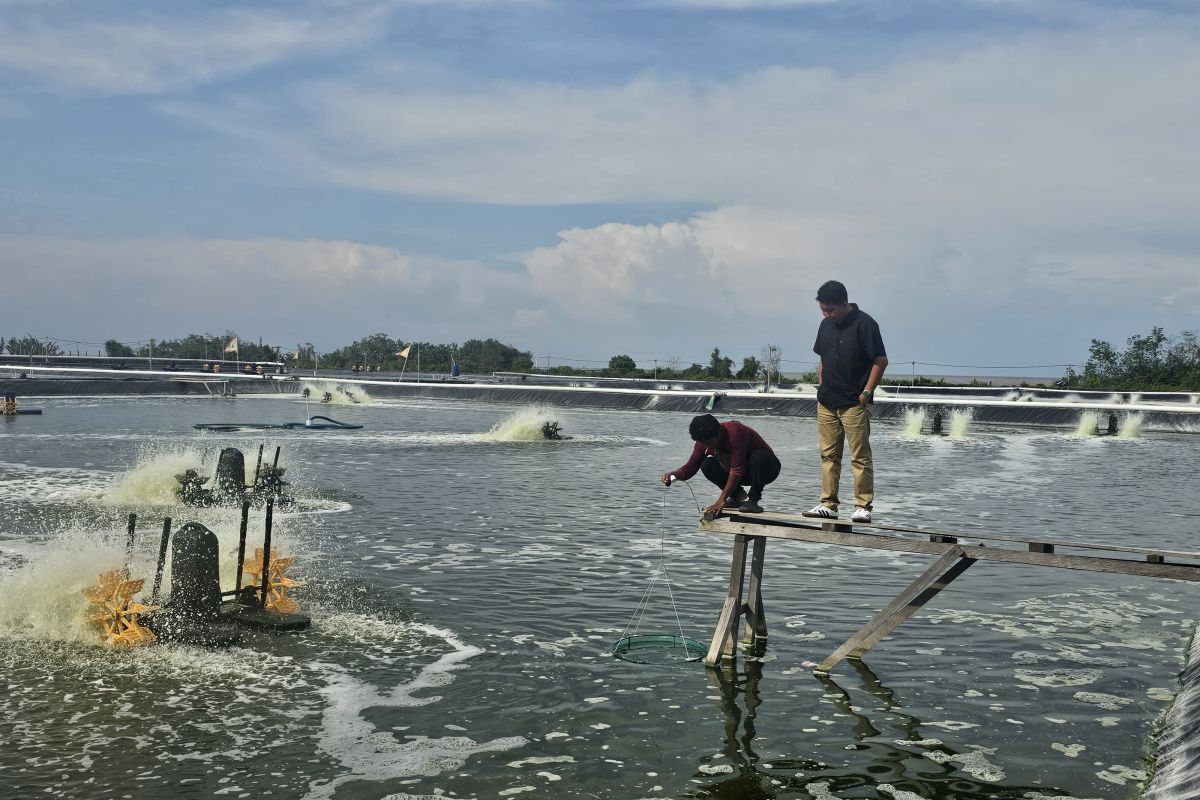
[{"xmin": 661, "ymin": 414, "xmax": 782, "ymax": 516}]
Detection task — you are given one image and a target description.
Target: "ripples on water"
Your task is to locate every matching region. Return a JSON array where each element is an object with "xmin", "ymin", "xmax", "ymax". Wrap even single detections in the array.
[{"xmin": 0, "ymin": 398, "xmax": 1194, "ymax": 798}]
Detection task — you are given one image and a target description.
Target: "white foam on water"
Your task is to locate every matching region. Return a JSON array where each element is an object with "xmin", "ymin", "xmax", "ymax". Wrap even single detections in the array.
[
  {"xmin": 308, "ymin": 623, "xmax": 527, "ymax": 798},
  {"xmin": 0, "ymin": 462, "xmax": 110, "ymax": 503}
]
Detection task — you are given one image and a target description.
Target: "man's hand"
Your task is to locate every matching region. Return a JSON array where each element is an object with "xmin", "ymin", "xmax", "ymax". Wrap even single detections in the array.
[
  {"xmin": 704, "ymin": 497, "xmax": 726, "ymax": 518},
  {"xmin": 661, "ymin": 472, "xmax": 676, "ymax": 486}
]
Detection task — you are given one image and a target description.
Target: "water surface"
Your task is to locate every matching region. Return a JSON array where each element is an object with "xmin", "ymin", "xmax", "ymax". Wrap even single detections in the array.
[{"xmin": 1, "ymin": 396, "xmax": 1195, "ymax": 799}]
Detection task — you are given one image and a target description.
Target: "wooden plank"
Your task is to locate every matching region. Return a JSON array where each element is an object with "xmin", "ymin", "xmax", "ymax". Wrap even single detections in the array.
[
  {"xmin": 700, "ymin": 519, "xmax": 1200, "ymax": 582},
  {"xmin": 815, "ymin": 548, "xmax": 973, "ymax": 674},
  {"xmin": 705, "ymin": 535, "xmax": 749, "ymax": 666},
  {"xmin": 719, "ymin": 509, "xmax": 1200, "ymax": 561}
]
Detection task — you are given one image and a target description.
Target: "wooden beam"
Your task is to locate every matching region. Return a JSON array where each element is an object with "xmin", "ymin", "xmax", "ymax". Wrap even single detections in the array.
[
  {"xmin": 701, "ymin": 519, "xmax": 1200, "ymax": 582},
  {"xmin": 720, "ymin": 508, "xmax": 1200, "ymax": 562},
  {"xmin": 815, "ymin": 548, "xmax": 975, "ymax": 675}
]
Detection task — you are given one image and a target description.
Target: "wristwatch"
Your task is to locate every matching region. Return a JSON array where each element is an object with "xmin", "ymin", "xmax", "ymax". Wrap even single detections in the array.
[{"xmin": 861, "ymin": 389, "xmax": 874, "ymax": 403}]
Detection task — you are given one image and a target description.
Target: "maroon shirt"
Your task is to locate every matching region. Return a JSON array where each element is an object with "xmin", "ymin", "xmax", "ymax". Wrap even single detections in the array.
[{"xmin": 676, "ymin": 421, "xmax": 775, "ymax": 483}]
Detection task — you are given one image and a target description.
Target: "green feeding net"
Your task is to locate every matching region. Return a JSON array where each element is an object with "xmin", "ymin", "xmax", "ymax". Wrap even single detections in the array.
[{"xmin": 612, "ymin": 634, "xmax": 705, "ymax": 665}]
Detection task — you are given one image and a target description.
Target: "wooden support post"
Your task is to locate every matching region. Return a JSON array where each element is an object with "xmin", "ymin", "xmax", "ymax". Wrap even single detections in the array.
[
  {"xmin": 705, "ymin": 535, "xmax": 750, "ymax": 666},
  {"xmin": 815, "ymin": 547, "xmax": 974, "ymax": 675},
  {"xmin": 742, "ymin": 536, "xmax": 768, "ymax": 655}
]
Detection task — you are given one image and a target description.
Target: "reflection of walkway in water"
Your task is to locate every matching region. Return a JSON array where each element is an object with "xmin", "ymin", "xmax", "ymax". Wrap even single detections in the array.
[{"xmin": 693, "ymin": 662, "xmax": 1073, "ymax": 798}]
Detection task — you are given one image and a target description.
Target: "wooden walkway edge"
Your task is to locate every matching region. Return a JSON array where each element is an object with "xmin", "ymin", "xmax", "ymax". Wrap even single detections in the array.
[{"xmin": 697, "ymin": 510, "xmax": 1200, "ymax": 674}]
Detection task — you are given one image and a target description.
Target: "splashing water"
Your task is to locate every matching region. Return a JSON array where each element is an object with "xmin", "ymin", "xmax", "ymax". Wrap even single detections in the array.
[
  {"xmin": 102, "ymin": 449, "xmax": 205, "ymax": 506},
  {"xmin": 903, "ymin": 408, "xmax": 926, "ymax": 436},
  {"xmin": 1075, "ymin": 411, "xmax": 1100, "ymax": 437},
  {"xmin": 302, "ymin": 381, "xmax": 374, "ymax": 406},
  {"xmin": 948, "ymin": 409, "xmax": 973, "ymax": 439},
  {"xmin": 481, "ymin": 407, "xmax": 565, "ymax": 442},
  {"xmin": 1118, "ymin": 413, "xmax": 1143, "ymax": 439},
  {"xmin": 0, "ymin": 525, "xmax": 128, "ymax": 642}
]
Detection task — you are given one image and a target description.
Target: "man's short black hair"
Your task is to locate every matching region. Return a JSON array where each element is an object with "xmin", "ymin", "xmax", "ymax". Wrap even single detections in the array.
[
  {"xmin": 815, "ymin": 280, "xmax": 848, "ymax": 305},
  {"xmin": 689, "ymin": 414, "xmax": 721, "ymax": 441}
]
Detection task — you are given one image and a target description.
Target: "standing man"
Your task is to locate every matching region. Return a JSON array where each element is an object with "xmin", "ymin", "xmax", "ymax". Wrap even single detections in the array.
[
  {"xmin": 662, "ymin": 414, "xmax": 781, "ymax": 516},
  {"xmin": 802, "ymin": 280, "xmax": 888, "ymax": 523}
]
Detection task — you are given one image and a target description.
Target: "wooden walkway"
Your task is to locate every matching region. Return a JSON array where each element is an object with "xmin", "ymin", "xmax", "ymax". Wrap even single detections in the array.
[{"xmin": 697, "ymin": 509, "xmax": 1200, "ymax": 674}]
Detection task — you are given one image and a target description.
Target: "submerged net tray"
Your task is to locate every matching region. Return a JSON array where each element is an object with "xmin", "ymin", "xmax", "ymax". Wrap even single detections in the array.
[{"xmin": 611, "ymin": 634, "xmax": 705, "ymax": 664}]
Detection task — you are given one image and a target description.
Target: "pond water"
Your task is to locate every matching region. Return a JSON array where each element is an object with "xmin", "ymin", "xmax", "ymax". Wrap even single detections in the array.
[{"xmin": 1, "ymin": 395, "xmax": 1196, "ymax": 799}]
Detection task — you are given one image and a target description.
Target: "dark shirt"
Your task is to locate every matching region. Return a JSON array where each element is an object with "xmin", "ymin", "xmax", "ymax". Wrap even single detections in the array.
[
  {"xmin": 812, "ymin": 304, "xmax": 886, "ymax": 409},
  {"xmin": 676, "ymin": 421, "xmax": 775, "ymax": 482}
]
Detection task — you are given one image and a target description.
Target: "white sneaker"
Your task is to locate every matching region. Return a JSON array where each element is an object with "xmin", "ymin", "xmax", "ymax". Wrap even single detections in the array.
[
  {"xmin": 802, "ymin": 504, "xmax": 838, "ymax": 519},
  {"xmin": 851, "ymin": 507, "xmax": 872, "ymax": 523}
]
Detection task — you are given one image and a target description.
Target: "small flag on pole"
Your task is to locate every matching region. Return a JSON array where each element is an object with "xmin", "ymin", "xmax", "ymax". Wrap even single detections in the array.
[
  {"xmin": 396, "ymin": 345, "xmax": 411, "ymax": 359},
  {"xmin": 224, "ymin": 337, "xmax": 239, "ymax": 353}
]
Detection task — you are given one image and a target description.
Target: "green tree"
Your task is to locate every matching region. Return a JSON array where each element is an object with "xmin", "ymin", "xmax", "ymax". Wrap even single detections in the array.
[
  {"xmin": 708, "ymin": 347, "xmax": 733, "ymax": 379},
  {"xmin": 736, "ymin": 356, "xmax": 762, "ymax": 380},
  {"xmin": 1073, "ymin": 327, "xmax": 1200, "ymax": 390},
  {"xmin": 105, "ymin": 339, "xmax": 136, "ymax": 357},
  {"xmin": 607, "ymin": 354, "xmax": 637, "ymax": 376},
  {"xmin": 6, "ymin": 336, "xmax": 61, "ymax": 356}
]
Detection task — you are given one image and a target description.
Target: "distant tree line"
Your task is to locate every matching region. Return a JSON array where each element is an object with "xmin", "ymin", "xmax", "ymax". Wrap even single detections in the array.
[
  {"xmin": 1068, "ymin": 327, "xmax": 1200, "ymax": 391},
  {"xmin": 550, "ymin": 348, "xmax": 773, "ymax": 381},
  {"xmin": 315, "ymin": 334, "xmax": 534, "ymax": 373},
  {"xmin": 5, "ymin": 332, "xmax": 806, "ymax": 384}
]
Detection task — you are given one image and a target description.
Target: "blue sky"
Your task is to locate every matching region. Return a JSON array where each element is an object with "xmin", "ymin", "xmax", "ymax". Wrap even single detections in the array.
[{"xmin": 2, "ymin": 0, "xmax": 1198, "ymax": 376}]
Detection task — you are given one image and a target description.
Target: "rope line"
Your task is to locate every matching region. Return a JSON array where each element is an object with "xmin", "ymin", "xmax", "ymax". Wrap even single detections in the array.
[{"xmin": 614, "ymin": 480, "xmax": 702, "ymax": 658}]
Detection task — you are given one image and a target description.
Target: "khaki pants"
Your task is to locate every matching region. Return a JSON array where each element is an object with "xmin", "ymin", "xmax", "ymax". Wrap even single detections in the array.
[{"xmin": 817, "ymin": 402, "xmax": 874, "ymax": 511}]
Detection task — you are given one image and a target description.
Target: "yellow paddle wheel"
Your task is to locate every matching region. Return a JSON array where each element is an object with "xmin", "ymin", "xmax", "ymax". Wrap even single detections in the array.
[
  {"xmin": 242, "ymin": 548, "xmax": 304, "ymax": 614},
  {"xmin": 82, "ymin": 569, "xmax": 159, "ymax": 647}
]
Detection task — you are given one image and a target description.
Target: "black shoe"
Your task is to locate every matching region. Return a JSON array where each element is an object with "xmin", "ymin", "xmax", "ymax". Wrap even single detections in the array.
[{"xmin": 738, "ymin": 499, "xmax": 763, "ymax": 513}]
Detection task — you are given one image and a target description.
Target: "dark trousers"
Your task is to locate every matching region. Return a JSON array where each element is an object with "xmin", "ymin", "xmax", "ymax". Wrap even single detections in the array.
[{"xmin": 699, "ymin": 451, "xmax": 781, "ymax": 501}]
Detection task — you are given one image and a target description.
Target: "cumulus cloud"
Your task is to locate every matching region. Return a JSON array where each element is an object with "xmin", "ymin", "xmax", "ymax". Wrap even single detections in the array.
[{"xmin": 522, "ymin": 208, "xmax": 872, "ymax": 320}]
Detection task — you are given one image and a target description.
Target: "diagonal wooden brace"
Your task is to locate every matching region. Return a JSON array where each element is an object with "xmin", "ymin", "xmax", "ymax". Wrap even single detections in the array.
[{"xmin": 815, "ymin": 546, "xmax": 975, "ymax": 675}]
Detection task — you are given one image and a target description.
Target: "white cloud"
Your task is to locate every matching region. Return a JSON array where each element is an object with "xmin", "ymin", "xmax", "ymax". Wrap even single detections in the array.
[
  {"xmin": 175, "ymin": 20, "xmax": 1200, "ymax": 233},
  {"xmin": 0, "ymin": 237, "xmax": 529, "ymax": 347},
  {"xmin": 0, "ymin": 0, "xmax": 538, "ymax": 94},
  {"xmin": 659, "ymin": 0, "xmax": 839, "ymax": 7},
  {"xmin": 522, "ymin": 208, "xmax": 871, "ymax": 320}
]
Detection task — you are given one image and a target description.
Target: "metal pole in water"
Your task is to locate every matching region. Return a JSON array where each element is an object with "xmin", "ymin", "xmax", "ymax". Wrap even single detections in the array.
[
  {"xmin": 259, "ymin": 499, "xmax": 274, "ymax": 608},
  {"xmin": 124, "ymin": 513, "xmax": 137, "ymax": 573},
  {"xmin": 151, "ymin": 517, "xmax": 172, "ymax": 603},
  {"xmin": 236, "ymin": 500, "xmax": 250, "ymax": 601},
  {"xmin": 252, "ymin": 443, "xmax": 265, "ymax": 488}
]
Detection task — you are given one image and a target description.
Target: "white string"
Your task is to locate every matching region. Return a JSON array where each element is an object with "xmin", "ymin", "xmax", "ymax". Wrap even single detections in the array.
[{"xmin": 614, "ymin": 479, "xmax": 702, "ymax": 660}]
